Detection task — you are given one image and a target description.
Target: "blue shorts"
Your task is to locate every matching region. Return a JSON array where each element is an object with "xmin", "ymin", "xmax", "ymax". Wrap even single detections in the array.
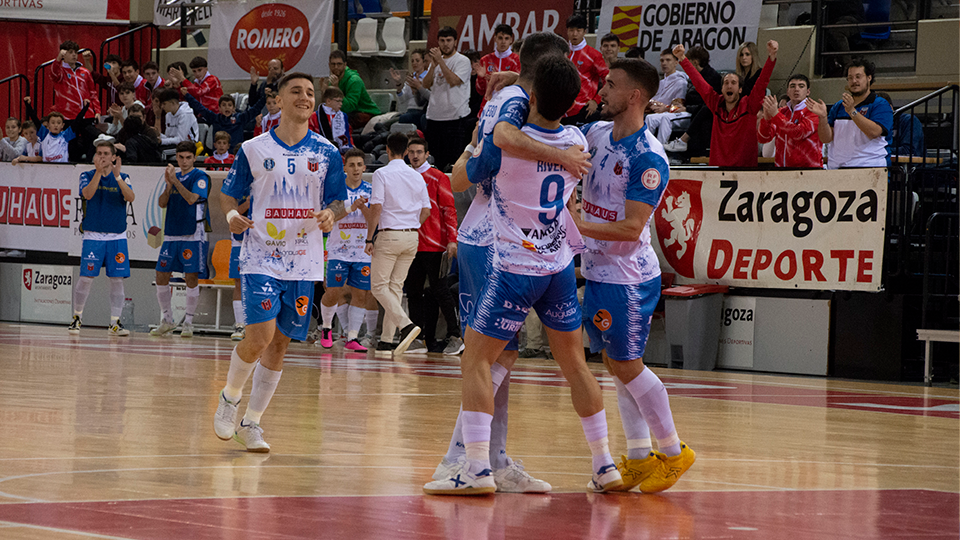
[
  {"xmin": 326, "ymin": 259, "xmax": 371, "ymax": 291},
  {"xmin": 583, "ymin": 277, "xmax": 660, "ymax": 361},
  {"xmin": 156, "ymin": 240, "xmax": 203, "ymax": 274},
  {"xmin": 469, "ymin": 262, "xmax": 581, "ymax": 342},
  {"xmin": 458, "ymin": 242, "xmax": 519, "ymax": 351},
  {"xmin": 229, "ymin": 246, "xmax": 241, "ymax": 279},
  {"xmin": 241, "ymin": 274, "xmax": 315, "ymax": 341},
  {"xmin": 80, "ymin": 238, "xmax": 130, "ymax": 278}
]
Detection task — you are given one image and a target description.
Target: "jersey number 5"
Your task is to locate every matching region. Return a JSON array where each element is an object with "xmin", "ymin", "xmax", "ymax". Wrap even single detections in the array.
[
  {"xmin": 538, "ymin": 174, "xmax": 564, "ymax": 226},
  {"xmin": 287, "ymin": 158, "xmax": 296, "ymax": 174}
]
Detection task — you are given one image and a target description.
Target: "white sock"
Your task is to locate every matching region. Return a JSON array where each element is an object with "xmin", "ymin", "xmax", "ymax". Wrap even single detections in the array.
[
  {"xmin": 156, "ymin": 285, "xmax": 172, "ymax": 322},
  {"xmin": 232, "ymin": 300, "xmax": 245, "ymax": 327},
  {"xmin": 243, "ymin": 363, "xmax": 282, "ymax": 425},
  {"xmin": 489, "ymin": 368, "xmax": 511, "ymax": 469},
  {"xmin": 108, "ymin": 277, "xmax": 125, "ymax": 319},
  {"xmin": 223, "ymin": 347, "xmax": 257, "ymax": 402},
  {"xmin": 580, "ymin": 409, "xmax": 614, "ymax": 473},
  {"xmin": 347, "ymin": 305, "xmax": 365, "ymax": 340},
  {"xmin": 73, "ymin": 276, "xmax": 94, "ymax": 317},
  {"xmin": 364, "ymin": 309, "xmax": 378, "ymax": 337},
  {"xmin": 336, "ymin": 303, "xmax": 349, "ymax": 333},
  {"xmin": 614, "ymin": 378, "xmax": 652, "ymax": 460},
  {"xmin": 625, "ymin": 368, "xmax": 681, "ymax": 457},
  {"xmin": 461, "ymin": 410, "xmax": 493, "ymax": 473},
  {"xmin": 320, "ymin": 302, "xmax": 336, "ymax": 329},
  {"xmin": 184, "ymin": 286, "xmax": 200, "ymax": 325}
]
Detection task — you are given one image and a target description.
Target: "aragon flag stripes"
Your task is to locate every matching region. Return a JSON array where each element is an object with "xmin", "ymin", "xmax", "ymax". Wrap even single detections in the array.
[{"xmin": 611, "ymin": 6, "xmax": 643, "ymax": 51}]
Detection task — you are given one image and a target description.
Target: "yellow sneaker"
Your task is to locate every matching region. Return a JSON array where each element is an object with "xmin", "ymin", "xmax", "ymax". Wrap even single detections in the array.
[
  {"xmin": 639, "ymin": 442, "xmax": 695, "ymax": 494},
  {"xmin": 616, "ymin": 452, "xmax": 664, "ymax": 491}
]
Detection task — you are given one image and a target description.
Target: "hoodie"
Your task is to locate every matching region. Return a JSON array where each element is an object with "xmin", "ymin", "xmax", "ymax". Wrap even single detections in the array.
[{"xmin": 161, "ymin": 101, "xmax": 199, "ymax": 145}]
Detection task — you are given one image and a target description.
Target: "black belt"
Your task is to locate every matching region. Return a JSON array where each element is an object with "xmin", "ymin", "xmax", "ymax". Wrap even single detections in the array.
[{"xmin": 380, "ymin": 228, "xmax": 417, "ymax": 232}]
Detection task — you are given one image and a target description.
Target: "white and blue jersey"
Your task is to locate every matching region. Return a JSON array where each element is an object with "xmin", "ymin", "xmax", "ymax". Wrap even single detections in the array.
[
  {"xmin": 164, "ymin": 168, "xmax": 209, "ymax": 241},
  {"xmin": 458, "ymin": 85, "xmax": 529, "ymax": 248},
  {"xmin": 38, "ymin": 126, "xmax": 74, "ymax": 163},
  {"xmin": 466, "ymin": 123, "xmax": 586, "ymax": 276},
  {"xmin": 826, "ymin": 91, "xmax": 894, "ymax": 169},
  {"xmin": 327, "ymin": 181, "xmax": 372, "ymax": 263},
  {"xmin": 580, "ymin": 122, "xmax": 670, "ymax": 285},
  {"xmin": 222, "ymin": 129, "xmax": 347, "ymax": 281}
]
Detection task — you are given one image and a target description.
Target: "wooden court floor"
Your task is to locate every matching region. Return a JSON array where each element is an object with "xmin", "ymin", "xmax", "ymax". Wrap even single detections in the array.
[{"xmin": 0, "ymin": 322, "xmax": 956, "ymax": 539}]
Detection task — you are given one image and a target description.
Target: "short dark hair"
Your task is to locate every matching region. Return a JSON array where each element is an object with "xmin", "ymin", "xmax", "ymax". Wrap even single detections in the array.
[
  {"xmin": 411, "ymin": 48, "xmax": 427, "ymax": 60},
  {"xmin": 175, "ymin": 141, "xmax": 196, "ymax": 155},
  {"xmin": 6, "ymin": 117, "xmax": 21, "ymax": 128},
  {"xmin": 105, "ymin": 54, "xmax": 123, "ymax": 66},
  {"xmin": 343, "ymin": 148, "xmax": 366, "ymax": 162},
  {"xmin": 624, "ymin": 47, "xmax": 643, "ymax": 59},
  {"xmin": 532, "ymin": 56, "xmax": 580, "ymax": 121},
  {"xmin": 218, "ymin": 94, "xmax": 236, "ymax": 106},
  {"xmin": 322, "ymin": 87, "xmax": 344, "ymax": 101},
  {"xmin": 121, "ymin": 59, "xmax": 140, "ymax": 71},
  {"xmin": 158, "ymin": 88, "xmax": 180, "ymax": 104},
  {"xmin": 464, "ymin": 49, "xmax": 482, "ymax": 63},
  {"xmin": 686, "ymin": 46, "xmax": 710, "ymax": 67},
  {"xmin": 601, "ymin": 33, "xmax": 620, "ymax": 45},
  {"xmin": 214, "ymin": 131, "xmax": 230, "ymax": 143},
  {"xmin": 519, "ymin": 32, "xmax": 569, "ymax": 74},
  {"xmin": 60, "ymin": 41, "xmax": 79, "ymax": 52},
  {"xmin": 407, "ymin": 136, "xmax": 428, "ymax": 151},
  {"xmin": 167, "ymin": 61, "xmax": 188, "ymax": 75},
  {"xmin": 566, "ymin": 14, "xmax": 588, "ymax": 30},
  {"xmin": 127, "ymin": 103, "xmax": 145, "ymax": 114},
  {"xmin": 117, "ymin": 82, "xmax": 136, "ymax": 94},
  {"xmin": 21, "ymin": 120, "xmax": 36, "ymax": 131},
  {"xmin": 278, "ymin": 72, "xmax": 314, "ymax": 91},
  {"xmin": 660, "ymin": 48, "xmax": 677, "ymax": 59},
  {"xmin": 723, "ymin": 72, "xmax": 743, "ymax": 89},
  {"xmin": 788, "ymin": 74, "xmax": 810, "ymax": 87},
  {"xmin": 188, "ymin": 56, "xmax": 208, "ymax": 69},
  {"xmin": 47, "ymin": 111, "xmax": 65, "ymax": 122},
  {"xmin": 385, "ymin": 132, "xmax": 408, "ymax": 156},
  {"xmin": 143, "ymin": 61, "xmax": 159, "ymax": 72},
  {"xmin": 437, "ymin": 26, "xmax": 458, "ymax": 40},
  {"xmin": 609, "ymin": 58, "xmax": 661, "ymax": 102},
  {"xmin": 845, "ymin": 57, "xmax": 876, "ymax": 84},
  {"xmin": 329, "ymin": 50, "xmax": 347, "ymax": 62},
  {"xmin": 494, "ymin": 24, "xmax": 514, "ymax": 38},
  {"xmin": 95, "ymin": 140, "xmax": 116, "ymax": 154}
]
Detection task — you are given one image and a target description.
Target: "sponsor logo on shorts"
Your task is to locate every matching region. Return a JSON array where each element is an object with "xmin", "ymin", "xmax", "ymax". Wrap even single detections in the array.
[
  {"xmin": 159, "ymin": 260, "xmax": 168, "ymax": 268},
  {"xmin": 593, "ymin": 309, "xmax": 612, "ymax": 331},
  {"xmin": 496, "ymin": 318, "xmax": 524, "ymax": 333},
  {"xmin": 335, "ymin": 274, "xmax": 343, "ymax": 282},
  {"xmin": 361, "ymin": 265, "xmax": 370, "ymax": 277},
  {"xmin": 295, "ymin": 295, "xmax": 309, "ymax": 316},
  {"xmin": 261, "ymin": 299, "xmax": 272, "ymax": 311},
  {"xmin": 87, "ymin": 263, "xmax": 95, "ymax": 271},
  {"xmin": 182, "ymin": 249, "xmax": 193, "ymax": 260},
  {"xmin": 115, "ymin": 253, "xmax": 125, "ymax": 264}
]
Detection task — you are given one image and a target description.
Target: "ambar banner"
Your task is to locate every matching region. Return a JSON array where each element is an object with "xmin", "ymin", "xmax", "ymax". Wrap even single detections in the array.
[
  {"xmin": 652, "ymin": 168, "xmax": 887, "ymax": 292},
  {"xmin": 430, "ymin": 0, "xmax": 573, "ymax": 53},
  {"xmin": 0, "ymin": 0, "xmax": 128, "ymax": 22},
  {"xmin": 207, "ymin": 0, "xmax": 334, "ymax": 81},
  {"xmin": 598, "ymin": 0, "xmax": 761, "ymax": 70}
]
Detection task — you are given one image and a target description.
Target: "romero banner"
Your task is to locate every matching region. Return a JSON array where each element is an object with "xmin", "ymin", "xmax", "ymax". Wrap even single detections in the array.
[
  {"xmin": 598, "ymin": 0, "xmax": 762, "ymax": 71},
  {"xmin": 207, "ymin": 0, "xmax": 334, "ymax": 81},
  {"xmin": 652, "ymin": 168, "xmax": 887, "ymax": 292}
]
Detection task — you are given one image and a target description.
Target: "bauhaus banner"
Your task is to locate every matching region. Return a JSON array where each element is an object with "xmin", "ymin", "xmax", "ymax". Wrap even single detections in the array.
[
  {"xmin": 208, "ymin": 0, "xmax": 334, "ymax": 80},
  {"xmin": 598, "ymin": 1, "xmax": 762, "ymax": 71},
  {"xmin": 651, "ymin": 168, "xmax": 887, "ymax": 292}
]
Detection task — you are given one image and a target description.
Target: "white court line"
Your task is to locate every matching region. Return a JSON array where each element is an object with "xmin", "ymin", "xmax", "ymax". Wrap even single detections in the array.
[{"xmin": 0, "ymin": 521, "xmax": 136, "ymax": 539}]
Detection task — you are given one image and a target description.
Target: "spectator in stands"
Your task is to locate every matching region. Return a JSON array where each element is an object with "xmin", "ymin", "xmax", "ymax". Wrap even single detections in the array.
[
  {"xmin": 402, "ymin": 137, "xmax": 462, "ymax": 355},
  {"xmin": 16, "ymin": 96, "xmax": 89, "ymax": 164},
  {"xmin": 423, "ymin": 26, "xmax": 472, "ymax": 172},
  {"xmin": 757, "ymin": 74, "xmax": 823, "ymax": 168},
  {"xmin": 807, "ymin": 58, "xmax": 893, "ymax": 169},
  {"xmin": 600, "ymin": 33, "xmax": 621, "ymax": 68},
  {"xmin": 165, "ymin": 61, "xmax": 188, "ymax": 89},
  {"xmin": 182, "ymin": 68, "xmax": 264, "ymax": 151},
  {"xmin": 82, "ymin": 52, "xmax": 123, "ymax": 108},
  {"xmin": 143, "ymin": 62, "xmax": 164, "ymax": 94},
  {"xmin": 250, "ymin": 59, "xmax": 285, "ymax": 107},
  {"xmin": 157, "ymin": 88, "xmax": 198, "ymax": 147},
  {"xmin": 114, "ymin": 103, "xmax": 161, "ymax": 164},
  {"xmin": 646, "ymin": 46, "xmax": 719, "ymax": 145},
  {"xmin": 254, "ymin": 91, "xmax": 281, "ymax": 136},
  {"xmin": 325, "ymin": 50, "xmax": 381, "ymax": 129},
  {"xmin": 204, "ymin": 131, "xmax": 235, "ymax": 170},
  {"xmin": 0, "ymin": 118, "xmax": 27, "ymax": 161},
  {"xmin": 563, "ymin": 14, "xmax": 608, "ymax": 123},
  {"xmin": 120, "ymin": 60, "xmax": 151, "ymax": 105},
  {"xmin": 51, "ymin": 41, "xmax": 101, "ymax": 120},
  {"xmin": 309, "ymin": 87, "xmax": 354, "ymax": 151},
  {"xmin": 18, "ymin": 121, "xmax": 40, "ymax": 159},
  {"xmin": 106, "ymin": 82, "xmax": 144, "ymax": 136},
  {"xmin": 172, "ymin": 56, "xmax": 224, "ymax": 114},
  {"xmin": 476, "ymin": 24, "xmax": 520, "ymax": 100},
  {"xmin": 672, "ymin": 41, "xmax": 778, "ymax": 167},
  {"xmin": 649, "ymin": 48, "xmax": 690, "ymax": 112},
  {"xmin": 392, "ymin": 48, "xmax": 431, "ymax": 131},
  {"xmin": 465, "ymin": 50, "xmax": 484, "ymax": 119}
]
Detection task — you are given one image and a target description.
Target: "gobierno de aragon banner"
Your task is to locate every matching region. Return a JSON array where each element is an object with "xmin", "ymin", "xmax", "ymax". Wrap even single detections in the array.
[
  {"xmin": 651, "ymin": 168, "xmax": 887, "ymax": 292},
  {"xmin": 208, "ymin": 0, "xmax": 334, "ymax": 81}
]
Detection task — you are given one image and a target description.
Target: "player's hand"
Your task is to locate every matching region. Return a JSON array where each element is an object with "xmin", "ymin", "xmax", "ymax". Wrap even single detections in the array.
[
  {"xmin": 560, "ymin": 145, "xmax": 592, "ymax": 179},
  {"xmin": 485, "ymin": 71, "xmax": 519, "ymax": 100},
  {"xmin": 762, "ymin": 95, "xmax": 778, "ymax": 120},
  {"xmin": 364, "ymin": 242, "xmax": 374, "ymax": 256},
  {"xmin": 228, "ymin": 212, "xmax": 254, "ymax": 234},
  {"xmin": 470, "ymin": 122, "xmax": 479, "ymax": 147},
  {"xmin": 842, "ymin": 92, "xmax": 856, "ymax": 116},
  {"xmin": 313, "ymin": 209, "xmax": 336, "ymax": 233},
  {"xmin": 673, "ymin": 44, "xmax": 686, "ymax": 62},
  {"xmin": 164, "ymin": 164, "xmax": 176, "ymax": 184},
  {"xmin": 351, "ymin": 196, "xmax": 368, "ymax": 212},
  {"xmin": 446, "ymin": 242, "xmax": 457, "ymax": 259},
  {"xmin": 112, "ymin": 155, "xmax": 122, "ymax": 177}
]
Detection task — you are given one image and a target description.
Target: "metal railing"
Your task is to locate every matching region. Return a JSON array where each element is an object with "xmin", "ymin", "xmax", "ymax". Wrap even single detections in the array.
[
  {"xmin": 0, "ymin": 74, "xmax": 30, "ymax": 123},
  {"xmin": 814, "ymin": 1, "xmax": 921, "ymax": 76},
  {"xmin": 98, "ymin": 24, "xmax": 161, "ymax": 106},
  {"xmin": 32, "ymin": 48, "xmax": 95, "ymax": 117}
]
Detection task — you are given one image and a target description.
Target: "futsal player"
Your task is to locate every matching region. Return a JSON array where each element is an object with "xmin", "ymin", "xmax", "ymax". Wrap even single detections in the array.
[
  {"xmin": 574, "ymin": 58, "xmax": 695, "ymax": 492},
  {"xmin": 213, "ymin": 72, "xmax": 347, "ymax": 452},
  {"xmin": 424, "ymin": 56, "xmax": 622, "ymax": 495},
  {"xmin": 69, "ymin": 140, "xmax": 135, "ymax": 336}
]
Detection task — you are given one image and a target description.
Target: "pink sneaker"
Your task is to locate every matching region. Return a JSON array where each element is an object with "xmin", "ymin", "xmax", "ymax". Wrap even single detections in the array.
[
  {"xmin": 320, "ymin": 328, "xmax": 334, "ymax": 348},
  {"xmin": 344, "ymin": 339, "xmax": 368, "ymax": 351}
]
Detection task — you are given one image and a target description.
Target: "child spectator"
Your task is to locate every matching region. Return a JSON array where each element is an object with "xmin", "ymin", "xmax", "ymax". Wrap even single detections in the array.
[
  {"xmin": 0, "ymin": 117, "xmax": 27, "ymax": 161},
  {"xmin": 254, "ymin": 91, "xmax": 281, "ymax": 136},
  {"xmin": 182, "ymin": 70, "xmax": 264, "ymax": 149},
  {"xmin": 309, "ymin": 87, "xmax": 354, "ymax": 151},
  {"xmin": 51, "ymin": 41, "xmax": 101, "ymax": 119},
  {"xmin": 106, "ymin": 82, "xmax": 144, "ymax": 135},
  {"xmin": 16, "ymin": 96, "xmax": 90, "ymax": 164},
  {"xmin": 114, "ymin": 104, "xmax": 161, "ymax": 164},
  {"xmin": 165, "ymin": 61, "xmax": 188, "ymax": 89},
  {"xmin": 82, "ymin": 52, "xmax": 123, "ymax": 108},
  {"xmin": 157, "ymin": 88, "xmax": 198, "ymax": 146},
  {"xmin": 174, "ymin": 56, "xmax": 224, "ymax": 114},
  {"xmin": 204, "ymin": 131, "xmax": 235, "ymax": 170},
  {"xmin": 143, "ymin": 61, "xmax": 164, "ymax": 94}
]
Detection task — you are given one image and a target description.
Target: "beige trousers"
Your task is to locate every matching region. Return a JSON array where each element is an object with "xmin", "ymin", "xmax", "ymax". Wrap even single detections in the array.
[{"xmin": 370, "ymin": 230, "xmax": 419, "ymax": 342}]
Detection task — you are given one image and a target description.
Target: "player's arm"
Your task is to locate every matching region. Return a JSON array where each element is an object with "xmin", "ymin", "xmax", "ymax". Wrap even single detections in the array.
[
  {"xmin": 158, "ymin": 165, "xmax": 176, "ymax": 208},
  {"xmin": 492, "ymin": 122, "xmax": 590, "ymax": 179},
  {"xmin": 573, "ymin": 199, "xmax": 653, "ymax": 241},
  {"xmin": 81, "ymin": 172, "xmax": 102, "ymax": 200},
  {"xmin": 222, "ymin": 150, "xmax": 255, "ymax": 233},
  {"xmin": 237, "ymin": 197, "xmax": 250, "ymax": 215},
  {"xmin": 170, "ymin": 175, "xmax": 200, "ymax": 205}
]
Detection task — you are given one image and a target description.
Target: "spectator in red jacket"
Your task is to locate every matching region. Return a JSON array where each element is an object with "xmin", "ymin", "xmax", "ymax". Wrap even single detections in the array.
[
  {"xmin": 204, "ymin": 131, "xmax": 235, "ymax": 170},
  {"xmin": 81, "ymin": 52, "xmax": 123, "ymax": 108},
  {"xmin": 476, "ymin": 24, "xmax": 520, "ymax": 102},
  {"xmin": 563, "ymin": 14, "xmax": 608, "ymax": 123},
  {"xmin": 758, "ymin": 74, "xmax": 823, "ymax": 168},
  {"xmin": 674, "ymin": 41, "xmax": 778, "ymax": 167},
  {"xmin": 173, "ymin": 56, "xmax": 223, "ymax": 114},
  {"xmin": 403, "ymin": 137, "xmax": 462, "ymax": 354},
  {"xmin": 120, "ymin": 60, "xmax": 152, "ymax": 105},
  {"xmin": 50, "ymin": 41, "xmax": 101, "ymax": 119},
  {"xmin": 142, "ymin": 62, "xmax": 164, "ymax": 94}
]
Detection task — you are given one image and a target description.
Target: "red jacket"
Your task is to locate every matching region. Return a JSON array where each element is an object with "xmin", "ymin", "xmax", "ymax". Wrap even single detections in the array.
[
  {"xmin": 476, "ymin": 51, "xmax": 520, "ymax": 101},
  {"xmin": 758, "ymin": 103, "xmax": 823, "ymax": 168},
  {"xmin": 204, "ymin": 154, "xmax": 235, "ymax": 171},
  {"xmin": 134, "ymin": 76, "xmax": 153, "ymax": 106},
  {"xmin": 566, "ymin": 43, "xmax": 608, "ymax": 117},
  {"xmin": 49, "ymin": 61, "xmax": 101, "ymax": 118},
  {"xmin": 681, "ymin": 57, "xmax": 774, "ymax": 167},
  {"xmin": 181, "ymin": 73, "xmax": 223, "ymax": 114},
  {"xmin": 416, "ymin": 164, "xmax": 458, "ymax": 252}
]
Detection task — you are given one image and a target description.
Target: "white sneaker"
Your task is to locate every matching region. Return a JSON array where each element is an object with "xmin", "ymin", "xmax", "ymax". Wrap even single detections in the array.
[
  {"xmin": 587, "ymin": 463, "xmax": 624, "ymax": 493},
  {"xmin": 432, "ymin": 455, "xmax": 466, "ymax": 481},
  {"xmin": 231, "ymin": 325, "xmax": 244, "ymax": 341},
  {"xmin": 423, "ymin": 460, "xmax": 496, "ymax": 496},
  {"xmin": 234, "ymin": 420, "xmax": 270, "ymax": 452},
  {"xmin": 663, "ymin": 138, "xmax": 688, "ymax": 152},
  {"xmin": 180, "ymin": 323, "xmax": 194, "ymax": 338},
  {"xmin": 214, "ymin": 392, "xmax": 240, "ymax": 440},
  {"xmin": 405, "ymin": 339, "xmax": 428, "ymax": 355},
  {"xmin": 107, "ymin": 321, "xmax": 130, "ymax": 337},
  {"xmin": 443, "ymin": 336, "xmax": 465, "ymax": 355},
  {"xmin": 494, "ymin": 457, "xmax": 552, "ymax": 493},
  {"xmin": 150, "ymin": 320, "xmax": 176, "ymax": 336},
  {"xmin": 67, "ymin": 315, "xmax": 81, "ymax": 335}
]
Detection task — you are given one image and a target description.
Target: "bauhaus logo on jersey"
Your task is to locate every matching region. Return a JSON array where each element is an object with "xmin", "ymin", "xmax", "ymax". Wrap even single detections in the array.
[
  {"xmin": 0, "ymin": 186, "xmax": 72, "ymax": 227},
  {"xmin": 23, "ymin": 268, "xmax": 72, "ymax": 291},
  {"xmin": 230, "ymin": 4, "xmax": 309, "ymax": 75}
]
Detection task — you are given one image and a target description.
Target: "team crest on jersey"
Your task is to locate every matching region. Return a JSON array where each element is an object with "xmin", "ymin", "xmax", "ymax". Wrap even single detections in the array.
[
  {"xmin": 115, "ymin": 253, "xmax": 125, "ymax": 264},
  {"xmin": 197, "ymin": 179, "xmax": 207, "ymax": 190},
  {"xmin": 295, "ymin": 296, "xmax": 310, "ymax": 317},
  {"xmin": 87, "ymin": 263, "xmax": 95, "ymax": 271},
  {"xmin": 641, "ymin": 168, "xmax": 661, "ymax": 190},
  {"xmin": 307, "ymin": 157, "xmax": 319, "ymax": 172},
  {"xmin": 182, "ymin": 249, "xmax": 193, "ymax": 260},
  {"xmin": 264, "ymin": 158, "xmax": 275, "ymax": 171},
  {"xmin": 614, "ymin": 161, "xmax": 623, "ymax": 176},
  {"xmin": 261, "ymin": 299, "xmax": 272, "ymax": 311}
]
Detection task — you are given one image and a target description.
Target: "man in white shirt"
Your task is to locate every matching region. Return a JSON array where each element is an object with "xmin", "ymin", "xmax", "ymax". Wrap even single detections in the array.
[
  {"xmin": 423, "ymin": 26, "xmax": 472, "ymax": 172},
  {"xmin": 365, "ymin": 132, "xmax": 432, "ymax": 355},
  {"xmin": 644, "ymin": 48, "xmax": 691, "ymax": 144}
]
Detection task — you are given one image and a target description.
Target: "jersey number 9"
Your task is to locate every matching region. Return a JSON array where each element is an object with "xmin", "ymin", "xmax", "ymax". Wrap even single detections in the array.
[{"xmin": 538, "ymin": 174, "xmax": 564, "ymax": 226}]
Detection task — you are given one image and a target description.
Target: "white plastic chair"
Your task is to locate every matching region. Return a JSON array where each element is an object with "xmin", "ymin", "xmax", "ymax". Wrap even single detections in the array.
[
  {"xmin": 350, "ymin": 18, "xmax": 379, "ymax": 56},
  {"xmin": 379, "ymin": 17, "xmax": 406, "ymax": 57}
]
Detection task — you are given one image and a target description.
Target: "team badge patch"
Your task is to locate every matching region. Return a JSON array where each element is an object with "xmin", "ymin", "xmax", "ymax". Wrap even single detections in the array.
[
  {"xmin": 593, "ymin": 309, "xmax": 612, "ymax": 331},
  {"xmin": 87, "ymin": 263, "xmax": 95, "ymax": 271},
  {"xmin": 307, "ymin": 157, "xmax": 319, "ymax": 172},
  {"xmin": 361, "ymin": 266, "xmax": 370, "ymax": 277},
  {"xmin": 197, "ymin": 179, "xmax": 207, "ymax": 190},
  {"xmin": 641, "ymin": 168, "xmax": 661, "ymax": 190},
  {"xmin": 295, "ymin": 296, "xmax": 310, "ymax": 317},
  {"xmin": 264, "ymin": 158, "xmax": 275, "ymax": 171},
  {"xmin": 335, "ymin": 274, "xmax": 343, "ymax": 283},
  {"xmin": 182, "ymin": 249, "xmax": 193, "ymax": 260},
  {"xmin": 614, "ymin": 161, "xmax": 623, "ymax": 176},
  {"xmin": 160, "ymin": 260, "xmax": 168, "ymax": 268},
  {"xmin": 115, "ymin": 253, "xmax": 125, "ymax": 264},
  {"xmin": 261, "ymin": 299, "xmax": 272, "ymax": 311}
]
